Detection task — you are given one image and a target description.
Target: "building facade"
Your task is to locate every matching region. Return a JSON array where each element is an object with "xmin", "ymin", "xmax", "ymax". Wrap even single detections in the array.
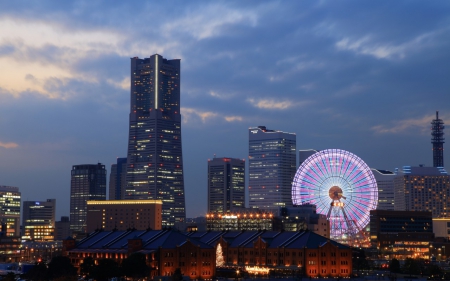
[
  {"xmin": 394, "ymin": 166, "xmax": 450, "ymax": 217},
  {"xmin": 70, "ymin": 164, "xmax": 107, "ymax": 236},
  {"xmin": 372, "ymin": 169, "xmax": 396, "ymax": 210},
  {"xmin": 208, "ymin": 157, "xmax": 245, "ymax": 214},
  {"xmin": 22, "ymin": 199, "xmax": 56, "ymax": 241},
  {"xmin": 249, "ymin": 126, "xmax": 296, "ymax": 211},
  {"xmin": 125, "ymin": 54, "xmax": 186, "ymax": 227},
  {"xmin": 370, "ymin": 210, "xmax": 434, "ymax": 260},
  {"xmin": 109, "ymin": 157, "xmax": 127, "ymax": 200},
  {"xmin": 0, "ymin": 186, "xmax": 21, "ymax": 236},
  {"xmin": 86, "ymin": 200, "xmax": 162, "ymax": 232},
  {"xmin": 206, "ymin": 211, "xmax": 274, "ymax": 231},
  {"xmin": 188, "ymin": 230, "xmax": 353, "ymax": 278},
  {"xmin": 64, "ymin": 229, "xmax": 215, "ymax": 280}
]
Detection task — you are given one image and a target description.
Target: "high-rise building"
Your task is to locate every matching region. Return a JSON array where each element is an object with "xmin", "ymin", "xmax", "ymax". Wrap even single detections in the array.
[
  {"xmin": 394, "ymin": 166, "xmax": 450, "ymax": 217},
  {"xmin": 299, "ymin": 149, "xmax": 318, "ymax": 167},
  {"xmin": 22, "ymin": 199, "xmax": 56, "ymax": 241},
  {"xmin": 248, "ymin": 126, "xmax": 296, "ymax": 211},
  {"xmin": 55, "ymin": 216, "xmax": 70, "ymax": 241},
  {"xmin": 431, "ymin": 111, "xmax": 445, "ymax": 167},
  {"xmin": 372, "ymin": 169, "xmax": 396, "ymax": 210},
  {"xmin": 207, "ymin": 157, "xmax": 245, "ymax": 213},
  {"xmin": 0, "ymin": 186, "xmax": 21, "ymax": 236},
  {"xmin": 109, "ymin": 157, "xmax": 127, "ymax": 200},
  {"xmin": 70, "ymin": 163, "xmax": 107, "ymax": 235},
  {"xmin": 125, "ymin": 54, "xmax": 185, "ymax": 227}
]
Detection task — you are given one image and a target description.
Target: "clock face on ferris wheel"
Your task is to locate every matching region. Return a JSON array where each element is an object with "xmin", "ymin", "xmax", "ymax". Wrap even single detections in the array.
[{"xmin": 292, "ymin": 149, "xmax": 378, "ymax": 239}]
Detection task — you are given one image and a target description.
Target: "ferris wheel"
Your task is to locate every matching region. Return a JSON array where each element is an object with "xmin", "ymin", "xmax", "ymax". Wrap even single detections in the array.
[{"xmin": 292, "ymin": 149, "xmax": 378, "ymax": 239}]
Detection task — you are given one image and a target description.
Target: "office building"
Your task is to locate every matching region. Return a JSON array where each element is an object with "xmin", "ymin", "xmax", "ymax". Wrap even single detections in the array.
[
  {"xmin": 0, "ymin": 186, "xmax": 21, "ymax": 236},
  {"xmin": 394, "ymin": 166, "xmax": 450, "ymax": 217},
  {"xmin": 372, "ymin": 169, "xmax": 396, "ymax": 210},
  {"xmin": 55, "ymin": 216, "xmax": 70, "ymax": 241},
  {"xmin": 125, "ymin": 54, "xmax": 185, "ymax": 227},
  {"xmin": 70, "ymin": 163, "xmax": 107, "ymax": 236},
  {"xmin": 86, "ymin": 200, "xmax": 162, "ymax": 232},
  {"xmin": 370, "ymin": 210, "xmax": 433, "ymax": 260},
  {"xmin": 207, "ymin": 157, "xmax": 245, "ymax": 214},
  {"xmin": 431, "ymin": 111, "xmax": 445, "ymax": 167},
  {"xmin": 109, "ymin": 157, "xmax": 127, "ymax": 200},
  {"xmin": 22, "ymin": 199, "xmax": 56, "ymax": 241},
  {"xmin": 248, "ymin": 126, "xmax": 296, "ymax": 211}
]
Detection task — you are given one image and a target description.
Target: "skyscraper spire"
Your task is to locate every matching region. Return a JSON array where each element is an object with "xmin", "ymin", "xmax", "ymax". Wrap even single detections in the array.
[{"xmin": 431, "ymin": 111, "xmax": 445, "ymax": 167}]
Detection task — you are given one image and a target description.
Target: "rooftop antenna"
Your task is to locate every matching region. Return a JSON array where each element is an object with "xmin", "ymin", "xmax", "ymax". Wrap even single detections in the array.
[{"xmin": 431, "ymin": 111, "xmax": 445, "ymax": 167}]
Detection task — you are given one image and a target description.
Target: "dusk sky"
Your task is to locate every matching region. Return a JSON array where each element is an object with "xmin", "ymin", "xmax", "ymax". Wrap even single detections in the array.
[{"xmin": 1, "ymin": 1, "xmax": 450, "ymax": 219}]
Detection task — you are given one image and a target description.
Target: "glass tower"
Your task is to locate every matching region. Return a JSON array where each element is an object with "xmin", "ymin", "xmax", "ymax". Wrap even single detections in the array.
[
  {"xmin": 0, "ymin": 186, "xmax": 21, "ymax": 236},
  {"xmin": 70, "ymin": 163, "xmax": 106, "ymax": 235},
  {"xmin": 207, "ymin": 157, "xmax": 245, "ymax": 213},
  {"xmin": 125, "ymin": 54, "xmax": 186, "ymax": 227},
  {"xmin": 248, "ymin": 126, "xmax": 296, "ymax": 211}
]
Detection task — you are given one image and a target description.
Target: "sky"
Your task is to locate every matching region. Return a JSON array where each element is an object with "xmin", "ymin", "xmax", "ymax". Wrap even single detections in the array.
[{"xmin": 0, "ymin": 1, "xmax": 450, "ymax": 220}]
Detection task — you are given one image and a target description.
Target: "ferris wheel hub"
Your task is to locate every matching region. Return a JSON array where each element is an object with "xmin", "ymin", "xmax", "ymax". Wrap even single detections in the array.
[{"xmin": 329, "ymin": 186, "xmax": 343, "ymax": 200}]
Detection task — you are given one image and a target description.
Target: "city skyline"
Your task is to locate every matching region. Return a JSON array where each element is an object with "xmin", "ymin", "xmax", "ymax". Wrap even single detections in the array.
[{"xmin": 0, "ymin": 1, "xmax": 449, "ymax": 219}]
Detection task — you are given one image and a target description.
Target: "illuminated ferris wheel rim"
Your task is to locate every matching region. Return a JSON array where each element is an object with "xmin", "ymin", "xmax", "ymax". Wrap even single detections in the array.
[{"xmin": 292, "ymin": 149, "xmax": 378, "ymax": 238}]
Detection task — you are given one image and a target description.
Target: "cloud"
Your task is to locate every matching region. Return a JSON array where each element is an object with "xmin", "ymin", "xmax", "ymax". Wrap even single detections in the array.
[
  {"xmin": 209, "ymin": 90, "xmax": 233, "ymax": 100},
  {"xmin": 335, "ymin": 28, "xmax": 448, "ymax": 60},
  {"xmin": 371, "ymin": 113, "xmax": 448, "ymax": 134},
  {"xmin": 182, "ymin": 107, "xmax": 218, "ymax": 124},
  {"xmin": 0, "ymin": 142, "xmax": 18, "ymax": 149},
  {"xmin": 224, "ymin": 116, "xmax": 243, "ymax": 122},
  {"xmin": 162, "ymin": 4, "xmax": 258, "ymax": 40},
  {"xmin": 247, "ymin": 98, "xmax": 310, "ymax": 110}
]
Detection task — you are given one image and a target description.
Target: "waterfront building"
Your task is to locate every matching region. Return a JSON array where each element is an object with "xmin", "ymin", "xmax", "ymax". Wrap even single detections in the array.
[
  {"xmin": 86, "ymin": 199, "xmax": 162, "ymax": 232},
  {"xmin": 248, "ymin": 126, "xmax": 296, "ymax": 211},
  {"xmin": 370, "ymin": 210, "xmax": 434, "ymax": 260},
  {"xmin": 70, "ymin": 163, "xmax": 107, "ymax": 236},
  {"xmin": 208, "ymin": 157, "xmax": 245, "ymax": 214},
  {"xmin": 125, "ymin": 54, "xmax": 185, "ymax": 227},
  {"xmin": 275, "ymin": 205, "xmax": 329, "ymax": 238},
  {"xmin": 394, "ymin": 166, "xmax": 450, "ymax": 217}
]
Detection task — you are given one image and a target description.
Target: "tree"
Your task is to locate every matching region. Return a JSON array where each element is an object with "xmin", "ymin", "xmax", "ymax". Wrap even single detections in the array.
[
  {"xmin": 92, "ymin": 258, "xmax": 121, "ymax": 281},
  {"xmin": 216, "ymin": 243, "xmax": 225, "ymax": 267},
  {"xmin": 24, "ymin": 261, "xmax": 48, "ymax": 281},
  {"xmin": 47, "ymin": 256, "xmax": 77, "ymax": 280},
  {"xmin": 389, "ymin": 258, "xmax": 400, "ymax": 273},
  {"xmin": 402, "ymin": 258, "xmax": 420, "ymax": 275},
  {"xmin": 173, "ymin": 268, "xmax": 183, "ymax": 281},
  {"xmin": 80, "ymin": 256, "xmax": 95, "ymax": 279},
  {"xmin": 121, "ymin": 253, "xmax": 150, "ymax": 280}
]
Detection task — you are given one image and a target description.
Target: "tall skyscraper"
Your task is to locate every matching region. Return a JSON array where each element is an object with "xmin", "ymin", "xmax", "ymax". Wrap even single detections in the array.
[
  {"xmin": 125, "ymin": 54, "xmax": 185, "ymax": 227},
  {"xmin": 207, "ymin": 157, "xmax": 245, "ymax": 213},
  {"xmin": 0, "ymin": 186, "xmax": 21, "ymax": 236},
  {"xmin": 371, "ymin": 169, "xmax": 396, "ymax": 210},
  {"xmin": 248, "ymin": 126, "xmax": 296, "ymax": 211},
  {"xmin": 431, "ymin": 111, "xmax": 445, "ymax": 167},
  {"xmin": 70, "ymin": 163, "xmax": 106, "ymax": 235},
  {"xmin": 22, "ymin": 199, "xmax": 56, "ymax": 241},
  {"xmin": 109, "ymin": 157, "xmax": 127, "ymax": 200}
]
